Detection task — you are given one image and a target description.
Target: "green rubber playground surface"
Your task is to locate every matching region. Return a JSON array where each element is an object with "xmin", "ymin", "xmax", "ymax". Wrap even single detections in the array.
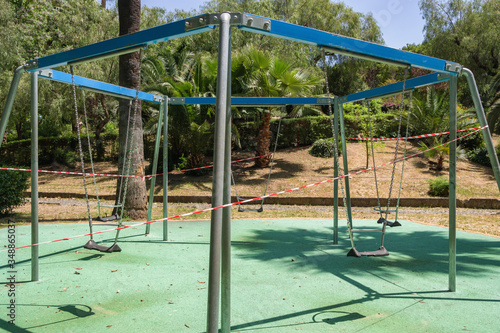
[{"xmin": 1, "ymin": 217, "xmax": 499, "ymax": 332}]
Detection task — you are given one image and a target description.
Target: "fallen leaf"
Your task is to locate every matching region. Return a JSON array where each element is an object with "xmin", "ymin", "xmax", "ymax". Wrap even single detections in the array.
[
  {"xmin": 185, "ymin": 324, "xmax": 190, "ymax": 328},
  {"xmin": 116, "ymin": 290, "xmax": 120, "ymax": 293},
  {"xmin": 111, "ymin": 269, "xmax": 117, "ymax": 272}
]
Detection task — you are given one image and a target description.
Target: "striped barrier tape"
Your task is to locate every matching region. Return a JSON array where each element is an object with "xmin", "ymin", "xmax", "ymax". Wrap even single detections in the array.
[
  {"xmin": 0, "ymin": 125, "xmax": 487, "ymax": 253},
  {"xmin": 346, "ymin": 126, "xmax": 482, "ymax": 141},
  {"xmin": 0, "ymin": 167, "xmax": 142, "ymax": 179}
]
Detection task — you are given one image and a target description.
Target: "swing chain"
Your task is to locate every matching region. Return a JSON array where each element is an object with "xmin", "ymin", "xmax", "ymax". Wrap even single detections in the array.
[
  {"xmin": 385, "ymin": 67, "xmax": 409, "ymax": 219},
  {"xmin": 71, "ymin": 66, "xmax": 94, "ymax": 236},
  {"xmin": 321, "ymin": 50, "xmax": 351, "ymax": 229}
]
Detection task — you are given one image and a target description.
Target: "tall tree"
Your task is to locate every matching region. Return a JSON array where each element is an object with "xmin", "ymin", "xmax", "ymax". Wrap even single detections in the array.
[
  {"xmin": 117, "ymin": 0, "xmax": 147, "ymax": 219},
  {"xmin": 232, "ymin": 45, "xmax": 323, "ymax": 167},
  {"xmin": 419, "ymin": 0, "xmax": 500, "ymax": 94}
]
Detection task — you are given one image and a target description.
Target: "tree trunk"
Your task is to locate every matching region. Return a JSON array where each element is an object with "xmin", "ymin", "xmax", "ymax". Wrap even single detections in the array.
[
  {"xmin": 117, "ymin": 0, "xmax": 147, "ymax": 220},
  {"xmin": 255, "ymin": 110, "xmax": 272, "ymax": 167},
  {"xmin": 101, "ymin": 0, "xmax": 106, "ymax": 8}
]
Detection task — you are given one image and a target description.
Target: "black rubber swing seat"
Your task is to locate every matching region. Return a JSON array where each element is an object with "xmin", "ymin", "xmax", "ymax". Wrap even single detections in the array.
[
  {"xmin": 347, "ymin": 246, "xmax": 389, "ymax": 257},
  {"xmin": 84, "ymin": 240, "xmax": 122, "ymax": 253},
  {"xmin": 377, "ymin": 217, "xmax": 402, "ymax": 227},
  {"xmin": 95, "ymin": 214, "xmax": 120, "ymax": 222},
  {"xmin": 238, "ymin": 206, "xmax": 263, "ymax": 212},
  {"xmin": 237, "ymin": 198, "xmax": 264, "ymax": 212}
]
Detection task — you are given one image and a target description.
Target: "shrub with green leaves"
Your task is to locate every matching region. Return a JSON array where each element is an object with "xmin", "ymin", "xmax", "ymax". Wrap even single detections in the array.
[
  {"xmin": 466, "ymin": 147, "xmax": 491, "ymax": 167},
  {"xmin": 427, "ymin": 176, "xmax": 449, "ymax": 197},
  {"xmin": 309, "ymin": 138, "xmax": 341, "ymax": 158},
  {"xmin": 0, "ymin": 168, "xmax": 30, "ymax": 216}
]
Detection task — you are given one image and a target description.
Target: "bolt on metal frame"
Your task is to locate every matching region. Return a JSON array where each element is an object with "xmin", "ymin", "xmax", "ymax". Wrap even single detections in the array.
[{"xmin": 1, "ymin": 11, "xmax": 499, "ymax": 333}]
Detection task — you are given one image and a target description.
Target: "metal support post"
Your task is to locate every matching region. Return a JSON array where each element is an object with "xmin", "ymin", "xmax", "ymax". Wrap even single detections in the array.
[
  {"xmin": 333, "ymin": 97, "xmax": 339, "ymax": 244},
  {"xmin": 338, "ymin": 103, "xmax": 353, "ymax": 223},
  {"xmin": 146, "ymin": 99, "xmax": 165, "ymax": 235},
  {"xmin": 0, "ymin": 66, "xmax": 25, "ymax": 150},
  {"xmin": 207, "ymin": 12, "xmax": 231, "ymax": 333},
  {"xmin": 30, "ymin": 72, "xmax": 39, "ymax": 281},
  {"xmin": 221, "ymin": 25, "xmax": 233, "ymax": 333},
  {"xmin": 462, "ymin": 68, "xmax": 500, "ymax": 191},
  {"xmin": 162, "ymin": 98, "xmax": 169, "ymax": 241},
  {"xmin": 448, "ymin": 75, "xmax": 458, "ymax": 292}
]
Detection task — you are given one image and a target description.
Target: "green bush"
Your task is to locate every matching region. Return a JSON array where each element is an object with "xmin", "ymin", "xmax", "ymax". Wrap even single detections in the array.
[
  {"xmin": 466, "ymin": 147, "xmax": 491, "ymax": 167},
  {"xmin": 427, "ymin": 176, "xmax": 449, "ymax": 197},
  {"xmin": 0, "ymin": 134, "xmax": 118, "ymax": 166},
  {"xmin": 309, "ymin": 138, "xmax": 342, "ymax": 158},
  {"xmin": 0, "ymin": 167, "xmax": 30, "ymax": 216}
]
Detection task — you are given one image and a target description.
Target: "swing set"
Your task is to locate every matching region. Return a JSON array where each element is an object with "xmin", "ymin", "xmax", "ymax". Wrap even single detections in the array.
[{"xmin": 1, "ymin": 12, "xmax": 500, "ymax": 333}]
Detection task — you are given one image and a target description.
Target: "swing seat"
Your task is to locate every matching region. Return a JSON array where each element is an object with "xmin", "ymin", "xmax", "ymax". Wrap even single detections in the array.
[
  {"xmin": 95, "ymin": 214, "xmax": 120, "ymax": 222},
  {"xmin": 347, "ymin": 246, "xmax": 389, "ymax": 257},
  {"xmin": 237, "ymin": 198, "xmax": 264, "ymax": 212},
  {"xmin": 377, "ymin": 217, "xmax": 402, "ymax": 227},
  {"xmin": 238, "ymin": 206, "xmax": 263, "ymax": 212},
  {"xmin": 84, "ymin": 240, "xmax": 122, "ymax": 253}
]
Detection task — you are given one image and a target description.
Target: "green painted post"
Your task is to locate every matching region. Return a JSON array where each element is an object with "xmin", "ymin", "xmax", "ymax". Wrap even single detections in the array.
[
  {"xmin": 30, "ymin": 72, "xmax": 39, "ymax": 282},
  {"xmin": 333, "ymin": 97, "xmax": 339, "ymax": 245},
  {"xmin": 449, "ymin": 75, "xmax": 458, "ymax": 292},
  {"xmin": 0, "ymin": 66, "xmax": 25, "ymax": 150},
  {"xmin": 162, "ymin": 99, "xmax": 169, "ymax": 241},
  {"xmin": 145, "ymin": 98, "xmax": 165, "ymax": 235},
  {"xmin": 462, "ymin": 68, "xmax": 500, "ymax": 191},
  {"xmin": 338, "ymin": 102, "xmax": 353, "ymax": 224}
]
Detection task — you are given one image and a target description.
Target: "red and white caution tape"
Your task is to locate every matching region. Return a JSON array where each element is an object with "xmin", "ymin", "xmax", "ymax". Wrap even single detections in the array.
[
  {"xmin": 347, "ymin": 126, "xmax": 482, "ymax": 141},
  {"xmin": 145, "ymin": 153, "xmax": 273, "ymax": 178},
  {"xmin": 0, "ymin": 167, "xmax": 142, "ymax": 179},
  {"xmin": 0, "ymin": 126, "xmax": 487, "ymax": 253}
]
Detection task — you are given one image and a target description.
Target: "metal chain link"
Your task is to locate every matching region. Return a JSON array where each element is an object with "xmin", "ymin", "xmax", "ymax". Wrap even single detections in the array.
[
  {"xmin": 385, "ymin": 67, "xmax": 409, "ymax": 220},
  {"xmin": 366, "ymin": 100, "xmax": 382, "ymax": 219},
  {"xmin": 321, "ymin": 50, "xmax": 351, "ymax": 230},
  {"xmin": 70, "ymin": 66, "xmax": 94, "ymax": 238},
  {"xmin": 395, "ymin": 90, "xmax": 413, "ymax": 222},
  {"xmin": 114, "ymin": 92, "xmax": 141, "ymax": 242},
  {"xmin": 81, "ymin": 90, "xmax": 101, "ymax": 217}
]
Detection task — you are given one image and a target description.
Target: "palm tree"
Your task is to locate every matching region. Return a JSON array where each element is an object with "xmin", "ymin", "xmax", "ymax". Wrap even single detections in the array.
[
  {"xmin": 142, "ymin": 44, "xmax": 218, "ymax": 170},
  {"xmin": 232, "ymin": 45, "xmax": 323, "ymax": 167},
  {"xmin": 117, "ymin": 0, "xmax": 146, "ymax": 219},
  {"xmin": 409, "ymin": 86, "xmax": 475, "ymax": 171}
]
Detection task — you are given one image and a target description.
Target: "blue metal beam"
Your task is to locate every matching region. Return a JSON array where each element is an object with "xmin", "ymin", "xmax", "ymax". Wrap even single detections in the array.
[
  {"xmin": 239, "ymin": 14, "xmax": 462, "ymax": 74},
  {"xmin": 169, "ymin": 97, "xmax": 330, "ymax": 106},
  {"xmin": 27, "ymin": 15, "xmax": 214, "ymax": 71},
  {"xmin": 38, "ymin": 70, "xmax": 162, "ymax": 103},
  {"xmin": 341, "ymin": 73, "xmax": 451, "ymax": 104}
]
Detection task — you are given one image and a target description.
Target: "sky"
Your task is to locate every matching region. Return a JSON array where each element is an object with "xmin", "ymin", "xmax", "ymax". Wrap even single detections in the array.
[{"xmin": 137, "ymin": 0, "xmax": 426, "ymax": 49}]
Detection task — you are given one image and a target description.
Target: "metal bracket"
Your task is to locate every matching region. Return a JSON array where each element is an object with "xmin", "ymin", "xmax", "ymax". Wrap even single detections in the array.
[
  {"xmin": 184, "ymin": 13, "xmax": 271, "ymax": 32},
  {"xmin": 37, "ymin": 69, "xmax": 53, "ymax": 78},
  {"xmin": 339, "ymin": 96, "xmax": 348, "ymax": 104},
  {"xmin": 153, "ymin": 95, "xmax": 163, "ymax": 103},
  {"xmin": 445, "ymin": 62, "xmax": 463, "ymax": 74},
  {"xmin": 316, "ymin": 97, "xmax": 331, "ymax": 105},
  {"xmin": 240, "ymin": 14, "xmax": 271, "ymax": 31},
  {"xmin": 169, "ymin": 97, "xmax": 185, "ymax": 104},
  {"xmin": 437, "ymin": 73, "xmax": 453, "ymax": 81},
  {"xmin": 184, "ymin": 13, "xmax": 220, "ymax": 31},
  {"xmin": 24, "ymin": 60, "xmax": 39, "ymax": 71}
]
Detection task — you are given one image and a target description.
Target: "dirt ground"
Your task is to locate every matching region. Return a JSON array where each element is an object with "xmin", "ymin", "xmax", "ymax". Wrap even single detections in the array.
[
  {"xmin": 2, "ymin": 137, "xmax": 499, "ymax": 237},
  {"xmin": 32, "ymin": 139, "xmax": 500, "ymax": 200}
]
